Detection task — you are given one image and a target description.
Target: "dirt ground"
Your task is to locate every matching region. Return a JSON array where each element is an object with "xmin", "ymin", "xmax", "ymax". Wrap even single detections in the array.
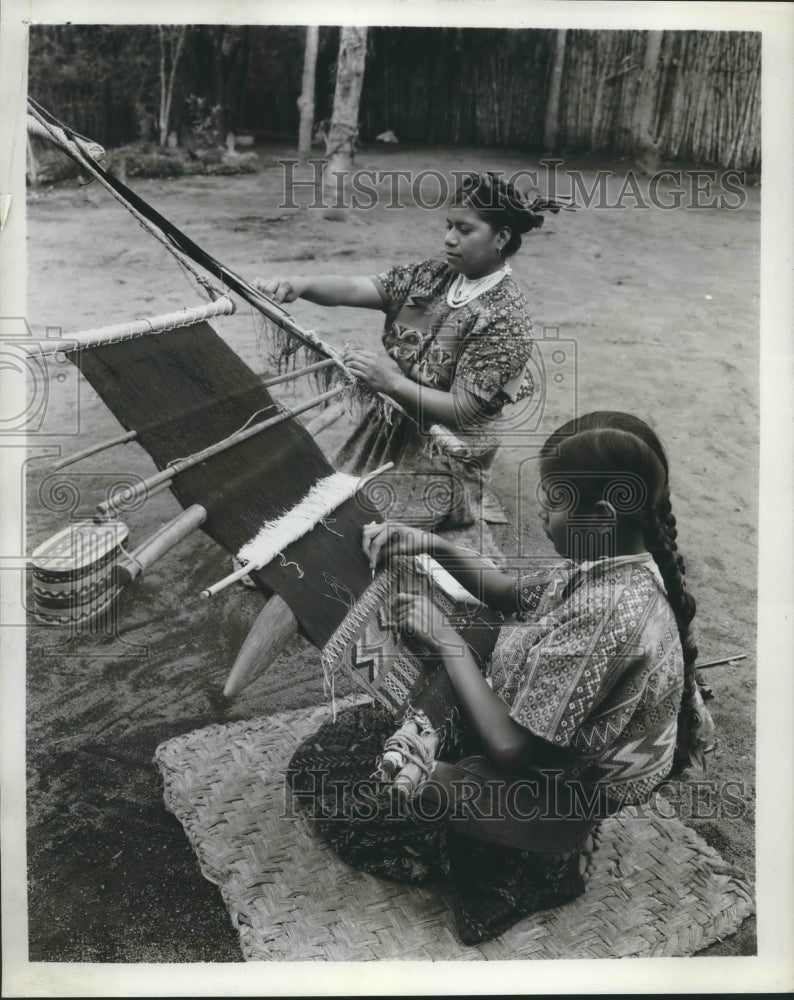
[{"xmin": 23, "ymin": 144, "xmax": 759, "ymax": 961}]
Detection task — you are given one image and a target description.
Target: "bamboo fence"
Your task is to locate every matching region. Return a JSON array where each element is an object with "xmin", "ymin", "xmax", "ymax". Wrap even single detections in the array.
[
  {"xmin": 29, "ymin": 26, "xmax": 762, "ymax": 172},
  {"xmin": 362, "ymin": 28, "xmax": 760, "ymax": 170}
]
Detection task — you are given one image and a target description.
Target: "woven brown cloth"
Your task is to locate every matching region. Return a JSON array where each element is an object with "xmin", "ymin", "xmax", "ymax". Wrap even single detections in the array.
[{"xmin": 154, "ymin": 701, "xmax": 753, "ymax": 961}]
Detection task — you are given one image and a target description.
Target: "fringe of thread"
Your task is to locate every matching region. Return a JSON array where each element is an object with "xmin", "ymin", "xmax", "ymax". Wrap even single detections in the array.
[
  {"xmin": 257, "ymin": 317, "xmax": 473, "ymax": 457},
  {"xmin": 320, "ymin": 562, "xmax": 404, "ymax": 680},
  {"xmin": 319, "ymin": 555, "xmax": 480, "ymax": 720}
]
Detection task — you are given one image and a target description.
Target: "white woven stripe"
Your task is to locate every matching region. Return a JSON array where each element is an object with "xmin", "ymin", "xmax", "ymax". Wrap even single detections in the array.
[{"xmin": 237, "ymin": 472, "xmax": 361, "ymax": 569}]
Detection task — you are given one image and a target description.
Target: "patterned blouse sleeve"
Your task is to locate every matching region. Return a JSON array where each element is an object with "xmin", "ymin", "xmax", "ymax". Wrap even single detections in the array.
[
  {"xmin": 507, "ymin": 576, "xmax": 642, "ymax": 748},
  {"xmin": 454, "ymin": 290, "xmax": 534, "ymax": 404},
  {"xmin": 515, "ymin": 559, "xmax": 572, "ymax": 619},
  {"xmin": 371, "ymin": 261, "xmax": 421, "ymax": 313}
]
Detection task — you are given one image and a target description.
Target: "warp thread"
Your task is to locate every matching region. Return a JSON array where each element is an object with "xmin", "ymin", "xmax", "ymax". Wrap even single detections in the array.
[{"xmin": 255, "ymin": 300, "xmax": 475, "ymax": 463}]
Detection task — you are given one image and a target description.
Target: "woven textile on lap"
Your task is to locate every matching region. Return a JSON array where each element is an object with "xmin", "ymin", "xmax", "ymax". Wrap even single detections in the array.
[
  {"xmin": 321, "ymin": 522, "xmax": 506, "ymax": 721},
  {"xmin": 72, "ymin": 322, "xmax": 375, "ymax": 646},
  {"xmin": 321, "ymin": 558, "xmax": 501, "ymax": 722},
  {"xmin": 154, "ymin": 702, "xmax": 754, "ymax": 962}
]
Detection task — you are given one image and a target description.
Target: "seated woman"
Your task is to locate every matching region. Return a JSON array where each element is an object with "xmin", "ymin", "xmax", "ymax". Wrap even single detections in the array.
[
  {"xmin": 288, "ymin": 411, "xmax": 714, "ymax": 945},
  {"xmin": 260, "ymin": 171, "xmax": 569, "ymax": 530}
]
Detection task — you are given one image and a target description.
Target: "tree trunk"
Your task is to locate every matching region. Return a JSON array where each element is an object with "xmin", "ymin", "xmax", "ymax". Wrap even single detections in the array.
[
  {"xmin": 543, "ymin": 29, "xmax": 567, "ymax": 152},
  {"xmin": 158, "ymin": 25, "xmax": 187, "ymax": 147},
  {"xmin": 325, "ymin": 26, "xmax": 368, "ymax": 190},
  {"xmin": 298, "ymin": 25, "xmax": 320, "ymax": 160},
  {"xmin": 213, "ymin": 26, "xmax": 227, "ymax": 140},
  {"xmin": 632, "ymin": 30, "xmax": 663, "ymax": 151}
]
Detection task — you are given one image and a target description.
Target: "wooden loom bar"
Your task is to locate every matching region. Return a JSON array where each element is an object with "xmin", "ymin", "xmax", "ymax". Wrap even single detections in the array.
[
  {"xmin": 93, "ymin": 479, "xmax": 174, "ymax": 523},
  {"xmin": 52, "ymin": 430, "xmax": 138, "ymax": 471},
  {"xmin": 27, "ymin": 296, "xmax": 236, "ymax": 356},
  {"xmin": 53, "ymin": 377, "xmax": 344, "ymax": 475},
  {"xmin": 261, "ymin": 357, "xmax": 337, "ymax": 387},
  {"xmin": 95, "ymin": 386, "xmax": 346, "ymax": 518},
  {"xmin": 114, "ymin": 504, "xmax": 207, "ymax": 586},
  {"xmin": 696, "ymin": 653, "xmax": 747, "ymax": 671}
]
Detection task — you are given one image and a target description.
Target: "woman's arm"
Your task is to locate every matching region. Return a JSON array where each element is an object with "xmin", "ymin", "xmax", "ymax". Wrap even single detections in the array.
[
  {"xmin": 343, "ymin": 349, "xmax": 492, "ymax": 430},
  {"xmin": 392, "ymin": 594, "xmax": 559, "ymax": 772},
  {"xmin": 256, "ymin": 275, "xmax": 384, "ymax": 309},
  {"xmin": 363, "ymin": 524, "xmax": 521, "ymax": 615}
]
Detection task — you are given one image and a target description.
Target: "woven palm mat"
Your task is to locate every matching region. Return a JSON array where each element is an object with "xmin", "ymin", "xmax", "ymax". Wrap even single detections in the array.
[{"xmin": 154, "ymin": 700, "xmax": 753, "ymax": 962}]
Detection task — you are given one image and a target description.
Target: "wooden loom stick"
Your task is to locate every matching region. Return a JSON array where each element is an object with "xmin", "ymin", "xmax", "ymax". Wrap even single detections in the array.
[
  {"xmin": 696, "ymin": 653, "xmax": 747, "ymax": 671},
  {"xmin": 113, "ymin": 504, "xmax": 207, "ymax": 586},
  {"xmin": 95, "ymin": 386, "xmax": 345, "ymax": 518},
  {"xmin": 93, "ymin": 479, "xmax": 174, "ymax": 523},
  {"xmin": 302, "ymin": 400, "xmax": 345, "ymax": 436},
  {"xmin": 26, "ymin": 297, "xmax": 236, "ymax": 356},
  {"xmin": 54, "ymin": 373, "xmax": 344, "ymax": 475},
  {"xmin": 261, "ymin": 357, "xmax": 337, "ymax": 387},
  {"xmin": 223, "ymin": 595, "xmax": 298, "ymax": 698},
  {"xmin": 53, "ymin": 430, "xmax": 137, "ymax": 471}
]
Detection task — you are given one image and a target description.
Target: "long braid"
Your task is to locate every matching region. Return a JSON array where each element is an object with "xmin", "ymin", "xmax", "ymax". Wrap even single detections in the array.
[
  {"xmin": 551, "ymin": 411, "xmax": 695, "ymax": 651},
  {"xmin": 656, "ymin": 488, "xmax": 687, "ymax": 579},
  {"xmin": 542, "ymin": 411, "xmax": 714, "ymax": 772},
  {"xmin": 642, "ymin": 507, "xmax": 712, "ymax": 773},
  {"xmin": 642, "ymin": 509, "xmax": 697, "ymax": 667}
]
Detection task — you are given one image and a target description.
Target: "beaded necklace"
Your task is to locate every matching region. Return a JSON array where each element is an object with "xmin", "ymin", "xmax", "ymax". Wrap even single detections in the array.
[{"xmin": 446, "ymin": 262, "xmax": 511, "ymax": 309}]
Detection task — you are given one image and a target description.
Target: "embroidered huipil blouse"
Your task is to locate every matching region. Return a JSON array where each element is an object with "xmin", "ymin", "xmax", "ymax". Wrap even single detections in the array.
[
  {"xmin": 335, "ymin": 259, "xmax": 534, "ymax": 529},
  {"xmin": 490, "ymin": 553, "xmax": 684, "ymax": 805}
]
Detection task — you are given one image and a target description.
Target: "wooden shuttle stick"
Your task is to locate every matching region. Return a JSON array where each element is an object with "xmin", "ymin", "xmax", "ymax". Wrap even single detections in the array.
[
  {"xmin": 93, "ymin": 478, "xmax": 174, "ymax": 523},
  {"xmin": 27, "ymin": 297, "xmax": 236, "ymax": 356},
  {"xmin": 55, "ymin": 389, "xmax": 343, "ymax": 477},
  {"xmin": 696, "ymin": 653, "xmax": 747, "ymax": 670},
  {"xmin": 301, "ymin": 400, "xmax": 345, "ymax": 436},
  {"xmin": 113, "ymin": 504, "xmax": 207, "ymax": 586}
]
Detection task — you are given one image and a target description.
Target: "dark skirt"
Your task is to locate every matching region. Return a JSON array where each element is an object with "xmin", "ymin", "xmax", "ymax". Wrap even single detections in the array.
[{"xmin": 287, "ymin": 702, "xmax": 591, "ymax": 946}]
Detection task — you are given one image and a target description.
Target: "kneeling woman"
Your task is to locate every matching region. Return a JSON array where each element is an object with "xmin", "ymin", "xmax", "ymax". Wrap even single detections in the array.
[
  {"xmin": 260, "ymin": 171, "xmax": 564, "ymax": 529},
  {"xmin": 288, "ymin": 412, "xmax": 713, "ymax": 945}
]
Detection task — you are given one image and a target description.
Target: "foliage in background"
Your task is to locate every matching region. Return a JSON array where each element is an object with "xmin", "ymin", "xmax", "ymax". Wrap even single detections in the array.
[{"xmin": 28, "ymin": 24, "xmax": 761, "ymax": 172}]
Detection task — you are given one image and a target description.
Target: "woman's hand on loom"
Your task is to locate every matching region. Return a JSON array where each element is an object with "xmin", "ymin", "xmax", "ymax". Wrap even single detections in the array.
[
  {"xmin": 362, "ymin": 522, "xmax": 434, "ymax": 572},
  {"xmin": 343, "ymin": 347, "xmax": 403, "ymax": 393},
  {"xmin": 391, "ymin": 592, "xmax": 460, "ymax": 654},
  {"xmin": 255, "ymin": 276, "xmax": 306, "ymax": 303}
]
